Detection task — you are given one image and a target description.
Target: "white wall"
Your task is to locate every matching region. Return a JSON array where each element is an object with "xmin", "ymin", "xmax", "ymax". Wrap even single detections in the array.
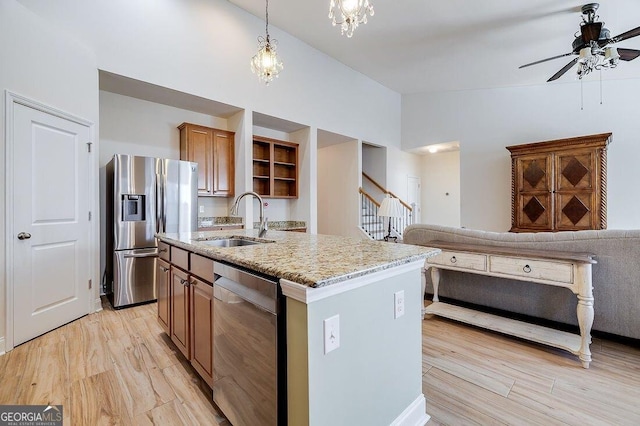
[
  {"xmin": 403, "ymin": 78, "xmax": 640, "ymax": 231},
  {"xmin": 317, "ymin": 140, "xmax": 361, "ymax": 238},
  {"xmin": 100, "ymin": 90, "xmax": 229, "ymax": 163},
  {"xmin": 362, "ymin": 143, "xmax": 386, "ymax": 186},
  {"xmin": 290, "ymin": 128, "xmax": 316, "ymax": 233},
  {"xmin": 20, "ymin": 0, "xmax": 401, "ymax": 149},
  {"xmin": 386, "ymin": 147, "xmax": 422, "ymax": 203},
  {"xmin": 100, "ymin": 91, "xmax": 232, "ymax": 218},
  {"xmin": 287, "ymin": 266, "xmax": 425, "ymax": 424},
  {"xmin": 0, "ymin": 1, "xmax": 99, "ymax": 349},
  {"xmin": 420, "ymin": 151, "xmax": 461, "ymax": 227}
]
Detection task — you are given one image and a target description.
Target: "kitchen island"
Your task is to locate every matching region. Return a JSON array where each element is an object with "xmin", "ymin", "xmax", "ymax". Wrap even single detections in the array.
[{"xmin": 156, "ymin": 229, "xmax": 439, "ymax": 426}]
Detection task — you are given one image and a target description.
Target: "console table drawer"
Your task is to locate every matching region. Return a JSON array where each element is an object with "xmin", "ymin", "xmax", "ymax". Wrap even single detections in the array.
[
  {"xmin": 429, "ymin": 251, "xmax": 487, "ymax": 272},
  {"xmin": 489, "ymin": 256, "xmax": 573, "ymax": 284}
]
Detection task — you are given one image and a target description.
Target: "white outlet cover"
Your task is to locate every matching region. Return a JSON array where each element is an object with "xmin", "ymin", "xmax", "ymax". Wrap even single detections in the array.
[
  {"xmin": 394, "ymin": 290, "xmax": 405, "ymax": 319},
  {"xmin": 323, "ymin": 314, "xmax": 340, "ymax": 354}
]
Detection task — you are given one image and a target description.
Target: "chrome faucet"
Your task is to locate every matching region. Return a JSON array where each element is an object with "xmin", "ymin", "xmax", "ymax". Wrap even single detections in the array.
[{"xmin": 230, "ymin": 191, "xmax": 268, "ymax": 237}]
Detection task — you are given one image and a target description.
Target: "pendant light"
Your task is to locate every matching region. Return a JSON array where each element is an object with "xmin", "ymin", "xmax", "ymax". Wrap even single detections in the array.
[{"xmin": 251, "ymin": 0, "xmax": 283, "ymax": 85}]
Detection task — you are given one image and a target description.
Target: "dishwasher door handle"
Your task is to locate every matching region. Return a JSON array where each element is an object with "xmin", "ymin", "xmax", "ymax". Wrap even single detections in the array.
[{"xmin": 214, "ymin": 276, "xmax": 276, "ymax": 314}]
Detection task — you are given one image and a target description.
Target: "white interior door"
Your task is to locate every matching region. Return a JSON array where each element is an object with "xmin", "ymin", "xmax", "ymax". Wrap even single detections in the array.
[
  {"xmin": 11, "ymin": 102, "xmax": 92, "ymax": 346},
  {"xmin": 407, "ymin": 176, "xmax": 421, "ymax": 223}
]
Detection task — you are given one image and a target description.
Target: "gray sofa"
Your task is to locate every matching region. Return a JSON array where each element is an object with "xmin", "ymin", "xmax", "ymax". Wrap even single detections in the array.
[{"xmin": 403, "ymin": 224, "xmax": 640, "ymax": 340}]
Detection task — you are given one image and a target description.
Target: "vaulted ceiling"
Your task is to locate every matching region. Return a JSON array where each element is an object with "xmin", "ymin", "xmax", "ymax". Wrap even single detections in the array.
[{"xmin": 230, "ymin": 0, "xmax": 640, "ymax": 94}]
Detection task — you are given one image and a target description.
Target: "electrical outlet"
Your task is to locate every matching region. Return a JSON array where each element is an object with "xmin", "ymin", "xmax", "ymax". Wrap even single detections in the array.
[
  {"xmin": 199, "ymin": 205, "xmax": 205, "ymax": 214},
  {"xmin": 394, "ymin": 290, "xmax": 405, "ymax": 319},
  {"xmin": 323, "ymin": 315, "xmax": 340, "ymax": 354}
]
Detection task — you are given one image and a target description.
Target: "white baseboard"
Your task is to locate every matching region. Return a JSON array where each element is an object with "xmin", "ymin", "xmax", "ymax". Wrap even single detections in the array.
[
  {"xmin": 93, "ymin": 297, "xmax": 103, "ymax": 312},
  {"xmin": 0, "ymin": 337, "xmax": 5, "ymax": 356},
  {"xmin": 391, "ymin": 394, "xmax": 430, "ymax": 426}
]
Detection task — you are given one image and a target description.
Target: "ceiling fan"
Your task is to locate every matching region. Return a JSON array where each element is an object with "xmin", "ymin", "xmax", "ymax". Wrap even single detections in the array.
[{"xmin": 519, "ymin": 3, "xmax": 640, "ymax": 81}]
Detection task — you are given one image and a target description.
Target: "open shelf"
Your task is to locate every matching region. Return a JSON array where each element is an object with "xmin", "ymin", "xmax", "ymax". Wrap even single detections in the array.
[{"xmin": 252, "ymin": 136, "xmax": 298, "ymax": 198}]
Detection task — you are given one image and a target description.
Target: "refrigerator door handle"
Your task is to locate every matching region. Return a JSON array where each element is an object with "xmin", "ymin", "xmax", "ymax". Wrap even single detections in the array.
[
  {"xmin": 162, "ymin": 168, "xmax": 168, "ymax": 233},
  {"xmin": 162, "ymin": 171, "xmax": 168, "ymax": 232},
  {"xmin": 123, "ymin": 252, "xmax": 159, "ymax": 259},
  {"xmin": 155, "ymin": 173, "xmax": 161, "ymax": 234}
]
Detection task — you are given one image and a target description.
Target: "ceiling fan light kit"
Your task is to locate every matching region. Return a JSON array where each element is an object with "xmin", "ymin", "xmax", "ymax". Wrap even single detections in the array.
[
  {"xmin": 519, "ymin": 3, "xmax": 640, "ymax": 82},
  {"xmin": 328, "ymin": 0, "xmax": 374, "ymax": 38}
]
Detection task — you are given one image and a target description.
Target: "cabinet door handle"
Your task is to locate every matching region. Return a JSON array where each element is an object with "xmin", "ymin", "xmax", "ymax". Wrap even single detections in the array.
[
  {"xmin": 523, "ymin": 265, "xmax": 532, "ymax": 273},
  {"xmin": 159, "ymin": 248, "xmax": 168, "ymax": 253},
  {"xmin": 180, "ymin": 278, "xmax": 190, "ymax": 286},
  {"xmin": 160, "ymin": 266, "xmax": 169, "ymax": 272},
  {"xmin": 191, "ymin": 280, "xmax": 197, "ymax": 286},
  {"xmin": 450, "ymin": 256, "xmax": 457, "ymax": 264},
  {"xmin": 17, "ymin": 232, "xmax": 32, "ymax": 240}
]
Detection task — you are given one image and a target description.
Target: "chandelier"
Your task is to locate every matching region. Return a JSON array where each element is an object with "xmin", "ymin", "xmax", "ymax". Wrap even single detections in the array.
[
  {"xmin": 576, "ymin": 42, "xmax": 620, "ymax": 79},
  {"xmin": 328, "ymin": 0, "xmax": 374, "ymax": 38},
  {"xmin": 251, "ymin": 0, "xmax": 283, "ymax": 85}
]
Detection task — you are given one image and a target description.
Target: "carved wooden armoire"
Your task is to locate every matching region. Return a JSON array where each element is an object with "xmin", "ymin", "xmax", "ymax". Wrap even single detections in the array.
[{"xmin": 507, "ymin": 133, "xmax": 611, "ymax": 232}]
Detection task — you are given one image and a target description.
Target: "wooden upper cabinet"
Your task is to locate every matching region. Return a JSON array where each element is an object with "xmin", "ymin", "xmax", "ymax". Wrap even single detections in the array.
[
  {"xmin": 179, "ymin": 123, "xmax": 235, "ymax": 197},
  {"xmin": 507, "ymin": 133, "xmax": 611, "ymax": 232}
]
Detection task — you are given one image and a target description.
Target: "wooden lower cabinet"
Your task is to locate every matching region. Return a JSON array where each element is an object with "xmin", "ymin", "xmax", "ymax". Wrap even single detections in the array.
[
  {"xmin": 157, "ymin": 244, "xmax": 215, "ymax": 387},
  {"xmin": 170, "ymin": 266, "xmax": 191, "ymax": 359},
  {"xmin": 156, "ymin": 259, "xmax": 171, "ymax": 334},
  {"xmin": 190, "ymin": 276, "xmax": 214, "ymax": 387}
]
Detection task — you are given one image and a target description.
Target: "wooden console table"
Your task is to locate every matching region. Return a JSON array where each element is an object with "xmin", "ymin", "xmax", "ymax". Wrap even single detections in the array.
[{"xmin": 423, "ymin": 241, "xmax": 597, "ymax": 368}]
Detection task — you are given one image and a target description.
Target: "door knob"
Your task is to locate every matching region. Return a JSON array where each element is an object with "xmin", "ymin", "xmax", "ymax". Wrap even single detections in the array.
[{"xmin": 17, "ymin": 232, "xmax": 31, "ymax": 240}]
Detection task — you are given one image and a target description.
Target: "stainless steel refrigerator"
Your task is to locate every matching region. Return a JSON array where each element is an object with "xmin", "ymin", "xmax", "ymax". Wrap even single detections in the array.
[{"xmin": 106, "ymin": 154, "xmax": 197, "ymax": 309}]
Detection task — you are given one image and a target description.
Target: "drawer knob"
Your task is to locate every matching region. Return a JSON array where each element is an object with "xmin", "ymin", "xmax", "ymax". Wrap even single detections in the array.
[
  {"xmin": 523, "ymin": 265, "xmax": 532, "ymax": 273},
  {"xmin": 450, "ymin": 256, "xmax": 457, "ymax": 264}
]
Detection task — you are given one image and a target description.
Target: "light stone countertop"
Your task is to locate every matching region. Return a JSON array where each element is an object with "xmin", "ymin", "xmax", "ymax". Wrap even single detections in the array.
[
  {"xmin": 197, "ymin": 217, "xmax": 307, "ymax": 231},
  {"xmin": 253, "ymin": 220, "xmax": 306, "ymax": 231},
  {"xmin": 157, "ymin": 229, "xmax": 440, "ymax": 288}
]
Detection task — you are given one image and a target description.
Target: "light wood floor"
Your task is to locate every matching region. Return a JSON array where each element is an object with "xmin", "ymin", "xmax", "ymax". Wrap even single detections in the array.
[
  {"xmin": 422, "ymin": 317, "xmax": 640, "ymax": 425},
  {"xmin": 0, "ymin": 299, "xmax": 230, "ymax": 425},
  {"xmin": 1, "ymin": 299, "xmax": 639, "ymax": 425}
]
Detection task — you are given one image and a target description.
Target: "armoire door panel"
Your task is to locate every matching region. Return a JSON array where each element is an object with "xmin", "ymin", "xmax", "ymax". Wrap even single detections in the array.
[
  {"xmin": 517, "ymin": 155, "xmax": 552, "ymax": 192},
  {"xmin": 518, "ymin": 194, "xmax": 552, "ymax": 229},
  {"xmin": 556, "ymin": 150, "xmax": 596, "ymax": 191},
  {"xmin": 508, "ymin": 133, "xmax": 610, "ymax": 232},
  {"xmin": 555, "ymin": 192, "xmax": 595, "ymax": 230}
]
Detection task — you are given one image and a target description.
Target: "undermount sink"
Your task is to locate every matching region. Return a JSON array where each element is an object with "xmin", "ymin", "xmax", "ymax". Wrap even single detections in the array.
[{"xmin": 201, "ymin": 238, "xmax": 264, "ymax": 247}]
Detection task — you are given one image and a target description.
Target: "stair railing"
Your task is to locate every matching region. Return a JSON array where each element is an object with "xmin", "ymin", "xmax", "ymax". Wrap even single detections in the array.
[
  {"xmin": 362, "ymin": 172, "xmax": 414, "ymax": 239},
  {"xmin": 359, "ymin": 188, "xmax": 380, "ymax": 239},
  {"xmin": 388, "ymin": 201, "xmax": 413, "ymax": 241}
]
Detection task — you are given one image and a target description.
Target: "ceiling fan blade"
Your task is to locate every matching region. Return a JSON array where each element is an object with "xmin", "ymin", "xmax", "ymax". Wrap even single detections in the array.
[
  {"xmin": 617, "ymin": 48, "xmax": 640, "ymax": 61},
  {"xmin": 600, "ymin": 26, "xmax": 640, "ymax": 46},
  {"xmin": 519, "ymin": 52, "xmax": 574, "ymax": 69},
  {"xmin": 612, "ymin": 26, "xmax": 640, "ymax": 43},
  {"xmin": 547, "ymin": 58, "xmax": 579, "ymax": 82}
]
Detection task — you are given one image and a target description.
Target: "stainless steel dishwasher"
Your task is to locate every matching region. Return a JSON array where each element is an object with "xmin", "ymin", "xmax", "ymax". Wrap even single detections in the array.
[{"xmin": 212, "ymin": 261, "xmax": 286, "ymax": 426}]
